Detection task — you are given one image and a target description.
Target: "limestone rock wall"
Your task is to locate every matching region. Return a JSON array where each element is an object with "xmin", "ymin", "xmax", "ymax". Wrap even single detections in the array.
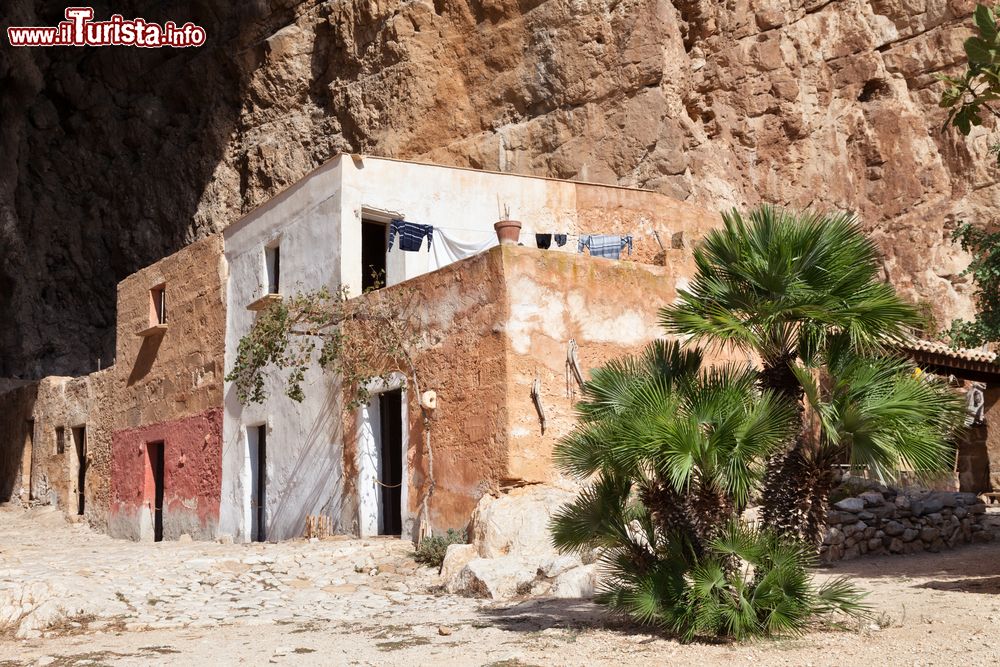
[{"xmin": 0, "ymin": 0, "xmax": 991, "ymax": 377}]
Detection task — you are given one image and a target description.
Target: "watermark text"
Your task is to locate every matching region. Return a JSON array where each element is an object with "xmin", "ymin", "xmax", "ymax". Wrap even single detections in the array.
[{"xmin": 7, "ymin": 7, "xmax": 206, "ymax": 48}]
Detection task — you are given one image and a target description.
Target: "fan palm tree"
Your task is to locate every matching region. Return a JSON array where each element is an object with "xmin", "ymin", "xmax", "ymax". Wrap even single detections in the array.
[
  {"xmin": 659, "ymin": 205, "xmax": 940, "ymax": 542},
  {"xmin": 660, "ymin": 205, "xmax": 920, "ymax": 401},
  {"xmin": 761, "ymin": 345, "xmax": 966, "ymax": 543},
  {"xmin": 550, "ymin": 339, "xmax": 867, "ymax": 639}
]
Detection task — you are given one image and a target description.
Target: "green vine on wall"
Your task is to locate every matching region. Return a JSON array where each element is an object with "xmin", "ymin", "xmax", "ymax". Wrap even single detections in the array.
[
  {"xmin": 225, "ymin": 282, "xmax": 423, "ymax": 410},
  {"xmin": 937, "ymin": 4, "xmax": 1000, "ymax": 347}
]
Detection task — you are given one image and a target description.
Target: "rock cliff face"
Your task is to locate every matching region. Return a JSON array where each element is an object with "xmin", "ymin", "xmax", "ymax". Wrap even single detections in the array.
[{"xmin": 0, "ymin": 0, "xmax": 992, "ymax": 376}]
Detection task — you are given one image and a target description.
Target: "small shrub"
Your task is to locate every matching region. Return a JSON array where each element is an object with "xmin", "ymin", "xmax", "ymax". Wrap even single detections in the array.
[{"xmin": 414, "ymin": 528, "xmax": 467, "ymax": 569}]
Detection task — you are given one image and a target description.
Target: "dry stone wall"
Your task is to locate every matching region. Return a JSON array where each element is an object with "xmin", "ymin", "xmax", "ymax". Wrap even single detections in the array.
[{"xmin": 821, "ymin": 487, "xmax": 992, "ymax": 562}]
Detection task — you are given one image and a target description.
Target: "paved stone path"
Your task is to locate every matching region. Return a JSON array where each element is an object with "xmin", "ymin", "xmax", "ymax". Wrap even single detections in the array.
[
  {"xmin": 3, "ymin": 504, "xmax": 1000, "ymax": 666},
  {"xmin": 0, "ymin": 505, "xmax": 478, "ymax": 641}
]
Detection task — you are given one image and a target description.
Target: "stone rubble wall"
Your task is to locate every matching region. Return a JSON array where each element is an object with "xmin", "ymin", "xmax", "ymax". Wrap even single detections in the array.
[{"xmin": 821, "ymin": 489, "xmax": 992, "ymax": 562}]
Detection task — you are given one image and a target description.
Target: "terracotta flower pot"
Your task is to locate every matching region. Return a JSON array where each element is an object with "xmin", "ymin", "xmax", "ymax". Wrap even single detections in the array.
[{"xmin": 494, "ymin": 220, "xmax": 522, "ymax": 246}]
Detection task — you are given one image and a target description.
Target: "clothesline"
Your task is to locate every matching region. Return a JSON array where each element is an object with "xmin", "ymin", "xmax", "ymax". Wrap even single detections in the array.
[
  {"xmin": 413, "ymin": 223, "xmax": 643, "ymax": 238},
  {"xmin": 389, "ymin": 219, "xmax": 637, "ymax": 262}
]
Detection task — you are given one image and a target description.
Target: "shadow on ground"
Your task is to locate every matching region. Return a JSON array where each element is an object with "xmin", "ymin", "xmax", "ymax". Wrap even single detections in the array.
[
  {"xmin": 481, "ymin": 599, "xmax": 627, "ymax": 633},
  {"xmin": 919, "ymin": 575, "xmax": 1000, "ymax": 595},
  {"xmin": 818, "ymin": 541, "xmax": 1000, "ymax": 585}
]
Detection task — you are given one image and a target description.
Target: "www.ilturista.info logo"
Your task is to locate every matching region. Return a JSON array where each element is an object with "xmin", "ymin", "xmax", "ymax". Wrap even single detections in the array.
[{"xmin": 7, "ymin": 7, "xmax": 206, "ymax": 47}]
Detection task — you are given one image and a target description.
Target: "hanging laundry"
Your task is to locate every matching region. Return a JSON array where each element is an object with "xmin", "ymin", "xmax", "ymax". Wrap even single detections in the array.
[
  {"xmin": 536, "ymin": 234, "xmax": 552, "ymax": 249},
  {"xmin": 554, "ymin": 234, "xmax": 568, "ymax": 247},
  {"xmin": 428, "ymin": 227, "xmax": 498, "ymax": 272},
  {"xmin": 387, "ymin": 219, "xmax": 433, "ymax": 252},
  {"xmin": 577, "ymin": 234, "xmax": 633, "ymax": 260}
]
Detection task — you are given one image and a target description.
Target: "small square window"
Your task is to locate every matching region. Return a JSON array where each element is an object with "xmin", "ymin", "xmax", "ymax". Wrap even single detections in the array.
[
  {"xmin": 55, "ymin": 427, "xmax": 65, "ymax": 454},
  {"xmin": 149, "ymin": 284, "xmax": 167, "ymax": 326},
  {"xmin": 265, "ymin": 245, "xmax": 280, "ymax": 295}
]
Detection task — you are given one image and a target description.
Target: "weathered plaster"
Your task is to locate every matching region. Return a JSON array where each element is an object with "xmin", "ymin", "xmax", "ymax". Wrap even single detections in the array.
[
  {"xmin": 113, "ymin": 235, "xmax": 227, "ymax": 429},
  {"xmin": 109, "ymin": 408, "xmax": 223, "ymax": 541},
  {"xmin": 4, "ymin": 372, "xmax": 115, "ymax": 529}
]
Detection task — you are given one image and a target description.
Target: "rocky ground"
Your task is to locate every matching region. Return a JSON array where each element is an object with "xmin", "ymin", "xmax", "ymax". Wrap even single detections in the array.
[{"xmin": 2, "ymin": 504, "xmax": 1000, "ymax": 666}]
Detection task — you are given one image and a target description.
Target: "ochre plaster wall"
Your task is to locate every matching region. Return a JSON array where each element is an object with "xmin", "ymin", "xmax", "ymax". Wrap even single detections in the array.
[
  {"xmin": 108, "ymin": 234, "xmax": 227, "ymax": 539},
  {"xmin": 345, "ymin": 241, "xmax": 737, "ymax": 536},
  {"xmin": 501, "ymin": 246, "xmax": 677, "ymax": 483},
  {"xmin": 113, "ymin": 234, "xmax": 226, "ymax": 429},
  {"xmin": 18, "ymin": 372, "xmax": 114, "ymax": 529},
  {"xmin": 341, "ymin": 249, "xmax": 510, "ymax": 535}
]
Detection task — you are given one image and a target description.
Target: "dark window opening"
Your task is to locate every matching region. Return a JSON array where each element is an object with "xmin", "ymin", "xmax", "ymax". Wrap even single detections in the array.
[
  {"xmin": 378, "ymin": 389, "xmax": 403, "ymax": 536},
  {"xmin": 72, "ymin": 426, "xmax": 86, "ymax": 515},
  {"xmin": 361, "ymin": 220, "xmax": 388, "ymax": 291},
  {"xmin": 55, "ymin": 427, "xmax": 65, "ymax": 454},
  {"xmin": 151, "ymin": 285, "xmax": 167, "ymax": 325},
  {"xmin": 147, "ymin": 441, "xmax": 164, "ymax": 542},
  {"xmin": 266, "ymin": 245, "xmax": 280, "ymax": 294}
]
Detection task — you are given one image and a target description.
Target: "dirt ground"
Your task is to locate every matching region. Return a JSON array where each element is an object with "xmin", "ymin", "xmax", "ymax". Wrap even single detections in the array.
[{"xmin": 2, "ymin": 505, "xmax": 1000, "ymax": 666}]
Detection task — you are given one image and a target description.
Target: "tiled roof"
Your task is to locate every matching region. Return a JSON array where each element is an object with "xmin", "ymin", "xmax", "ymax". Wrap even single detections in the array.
[{"xmin": 901, "ymin": 338, "xmax": 998, "ymax": 365}]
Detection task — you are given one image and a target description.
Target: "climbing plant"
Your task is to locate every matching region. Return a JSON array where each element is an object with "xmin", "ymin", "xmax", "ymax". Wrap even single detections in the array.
[
  {"xmin": 937, "ymin": 4, "xmax": 1000, "ymax": 346},
  {"xmin": 939, "ymin": 4, "xmax": 1000, "ymax": 156},
  {"xmin": 945, "ymin": 222, "xmax": 1000, "ymax": 347},
  {"xmin": 225, "ymin": 282, "xmax": 423, "ymax": 410}
]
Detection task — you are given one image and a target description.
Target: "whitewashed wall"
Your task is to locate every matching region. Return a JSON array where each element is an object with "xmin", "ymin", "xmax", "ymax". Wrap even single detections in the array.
[
  {"xmin": 338, "ymin": 156, "xmax": 595, "ymax": 296},
  {"xmin": 220, "ymin": 159, "xmax": 345, "ymax": 542}
]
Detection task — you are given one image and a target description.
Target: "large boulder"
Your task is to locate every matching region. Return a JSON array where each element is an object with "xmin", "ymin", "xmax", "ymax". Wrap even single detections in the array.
[
  {"xmin": 471, "ymin": 485, "xmax": 577, "ymax": 559},
  {"xmin": 441, "ymin": 484, "xmax": 600, "ymax": 600},
  {"xmin": 550, "ymin": 565, "xmax": 598, "ymax": 599},
  {"xmin": 440, "ymin": 543, "xmax": 477, "ymax": 587}
]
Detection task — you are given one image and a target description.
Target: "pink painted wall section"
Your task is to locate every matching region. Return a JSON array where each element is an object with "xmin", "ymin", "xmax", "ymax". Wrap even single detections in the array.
[{"xmin": 109, "ymin": 408, "xmax": 222, "ymax": 541}]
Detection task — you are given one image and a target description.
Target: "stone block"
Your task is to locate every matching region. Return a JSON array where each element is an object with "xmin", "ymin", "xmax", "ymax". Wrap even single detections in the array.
[
  {"xmin": 884, "ymin": 520, "xmax": 905, "ymax": 537},
  {"xmin": 859, "ymin": 491, "xmax": 885, "ymax": 507},
  {"xmin": 537, "ymin": 554, "xmax": 583, "ymax": 579},
  {"xmin": 450, "ymin": 557, "xmax": 537, "ymax": 600},
  {"xmin": 549, "ymin": 565, "xmax": 597, "ymax": 599},
  {"xmin": 440, "ymin": 544, "xmax": 477, "ymax": 586},
  {"xmin": 834, "ymin": 497, "xmax": 865, "ymax": 512},
  {"xmin": 922, "ymin": 498, "xmax": 944, "ymax": 514}
]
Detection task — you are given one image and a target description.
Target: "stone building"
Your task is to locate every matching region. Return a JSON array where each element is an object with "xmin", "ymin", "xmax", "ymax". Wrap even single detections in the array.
[
  {"xmin": 900, "ymin": 340, "xmax": 1000, "ymax": 495},
  {"xmin": 2, "ymin": 155, "xmax": 882, "ymax": 544},
  {"xmin": 107, "ymin": 235, "xmax": 227, "ymax": 541},
  {"xmin": 219, "ymin": 155, "xmax": 721, "ymax": 542},
  {"xmin": 0, "ymin": 236, "xmax": 227, "ymax": 540}
]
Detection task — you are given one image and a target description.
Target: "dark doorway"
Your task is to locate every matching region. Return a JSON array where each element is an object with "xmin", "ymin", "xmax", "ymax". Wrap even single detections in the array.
[
  {"xmin": 147, "ymin": 441, "xmax": 164, "ymax": 542},
  {"xmin": 250, "ymin": 425, "xmax": 267, "ymax": 542},
  {"xmin": 361, "ymin": 220, "xmax": 388, "ymax": 291},
  {"xmin": 378, "ymin": 389, "xmax": 403, "ymax": 535},
  {"xmin": 72, "ymin": 426, "xmax": 86, "ymax": 515}
]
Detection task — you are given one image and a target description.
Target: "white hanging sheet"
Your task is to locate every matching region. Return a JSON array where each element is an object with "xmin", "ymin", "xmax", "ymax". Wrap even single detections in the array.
[{"xmin": 428, "ymin": 227, "xmax": 499, "ymax": 272}]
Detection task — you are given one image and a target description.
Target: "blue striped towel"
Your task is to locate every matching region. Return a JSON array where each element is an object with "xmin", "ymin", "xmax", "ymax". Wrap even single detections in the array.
[
  {"xmin": 577, "ymin": 234, "xmax": 633, "ymax": 260},
  {"xmin": 387, "ymin": 220, "xmax": 433, "ymax": 252}
]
